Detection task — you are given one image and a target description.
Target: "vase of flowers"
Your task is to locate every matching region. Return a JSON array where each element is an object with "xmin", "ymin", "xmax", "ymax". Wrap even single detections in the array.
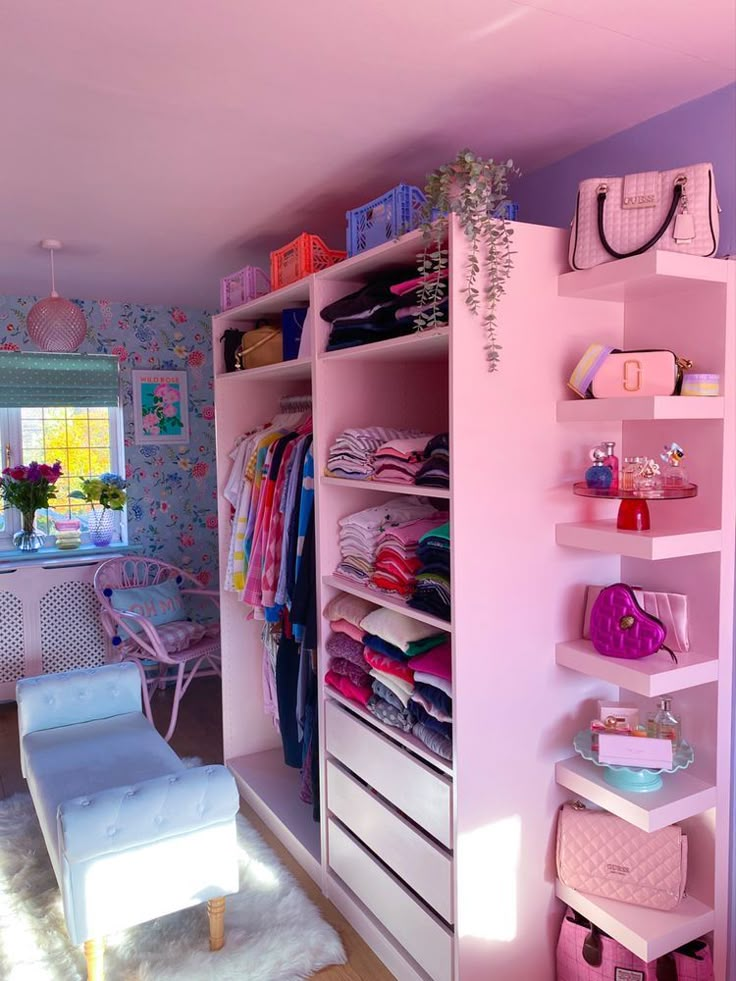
[
  {"xmin": 0, "ymin": 461, "xmax": 63, "ymax": 551},
  {"xmin": 70, "ymin": 472, "xmax": 127, "ymax": 547}
]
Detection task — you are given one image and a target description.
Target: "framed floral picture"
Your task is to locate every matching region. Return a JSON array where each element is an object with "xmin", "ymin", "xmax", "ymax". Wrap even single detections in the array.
[{"xmin": 131, "ymin": 370, "xmax": 190, "ymax": 445}]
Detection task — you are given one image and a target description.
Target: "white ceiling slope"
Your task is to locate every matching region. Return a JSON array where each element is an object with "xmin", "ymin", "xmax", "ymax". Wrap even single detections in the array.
[{"xmin": 1, "ymin": 0, "xmax": 733, "ymax": 308}]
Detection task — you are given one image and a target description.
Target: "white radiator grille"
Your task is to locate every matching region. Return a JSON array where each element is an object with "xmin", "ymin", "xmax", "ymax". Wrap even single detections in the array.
[
  {"xmin": 0, "ymin": 590, "xmax": 25, "ymax": 684},
  {"xmin": 39, "ymin": 580, "xmax": 107, "ymax": 674}
]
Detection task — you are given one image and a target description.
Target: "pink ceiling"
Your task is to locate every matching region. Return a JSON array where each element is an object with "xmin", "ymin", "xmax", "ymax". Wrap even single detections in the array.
[{"xmin": 1, "ymin": 0, "xmax": 734, "ymax": 309}]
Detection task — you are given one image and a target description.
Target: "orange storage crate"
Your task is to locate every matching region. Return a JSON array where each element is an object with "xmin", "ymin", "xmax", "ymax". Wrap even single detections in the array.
[{"xmin": 270, "ymin": 233, "xmax": 346, "ymax": 290}]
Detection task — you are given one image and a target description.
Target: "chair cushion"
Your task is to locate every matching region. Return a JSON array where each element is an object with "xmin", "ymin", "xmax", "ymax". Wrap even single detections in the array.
[
  {"xmin": 109, "ymin": 580, "xmax": 187, "ymax": 633},
  {"xmin": 23, "ymin": 712, "xmax": 185, "ymax": 877},
  {"xmin": 120, "ymin": 620, "xmax": 220, "ymax": 655}
]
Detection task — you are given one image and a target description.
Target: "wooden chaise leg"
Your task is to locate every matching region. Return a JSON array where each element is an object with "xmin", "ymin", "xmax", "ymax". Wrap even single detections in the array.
[
  {"xmin": 208, "ymin": 896, "xmax": 226, "ymax": 951},
  {"xmin": 84, "ymin": 937, "xmax": 105, "ymax": 980}
]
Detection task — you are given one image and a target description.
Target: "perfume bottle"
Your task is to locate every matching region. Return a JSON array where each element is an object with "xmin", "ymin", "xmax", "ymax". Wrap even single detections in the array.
[
  {"xmin": 653, "ymin": 697, "xmax": 681, "ymax": 748},
  {"xmin": 585, "ymin": 446, "xmax": 613, "ymax": 489},
  {"xmin": 633, "ymin": 458, "xmax": 664, "ymax": 496},
  {"xmin": 602, "ymin": 441, "xmax": 619, "ymax": 491},
  {"xmin": 661, "ymin": 442, "xmax": 689, "ymax": 488}
]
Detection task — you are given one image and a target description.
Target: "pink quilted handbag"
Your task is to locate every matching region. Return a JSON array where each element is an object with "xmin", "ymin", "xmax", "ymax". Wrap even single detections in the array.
[
  {"xmin": 569, "ymin": 163, "xmax": 719, "ymax": 270},
  {"xmin": 589, "ymin": 584, "xmax": 677, "ymax": 663},
  {"xmin": 557, "ymin": 802, "xmax": 687, "ymax": 910},
  {"xmin": 557, "ymin": 908, "xmax": 714, "ymax": 981}
]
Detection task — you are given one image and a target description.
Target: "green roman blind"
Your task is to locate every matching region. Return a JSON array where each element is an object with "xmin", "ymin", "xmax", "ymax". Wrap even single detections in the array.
[{"xmin": 0, "ymin": 352, "xmax": 120, "ymax": 407}]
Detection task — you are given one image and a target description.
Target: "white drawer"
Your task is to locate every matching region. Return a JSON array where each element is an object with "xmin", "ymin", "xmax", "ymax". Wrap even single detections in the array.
[
  {"xmin": 326, "ymin": 759, "xmax": 454, "ymax": 923},
  {"xmin": 328, "ymin": 818, "xmax": 454, "ymax": 981},
  {"xmin": 325, "ymin": 699, "xmax": 453, "ymax": 848}
]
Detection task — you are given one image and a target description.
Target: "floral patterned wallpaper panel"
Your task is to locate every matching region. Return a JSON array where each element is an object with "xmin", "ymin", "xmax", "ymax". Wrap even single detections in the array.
[{"xmin": 0, "ymin": 296, "xmax": 218, "ymax": 585}]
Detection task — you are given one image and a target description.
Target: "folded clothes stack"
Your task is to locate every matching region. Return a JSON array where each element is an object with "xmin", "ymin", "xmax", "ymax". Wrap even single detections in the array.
[
  {"xmin": 326, "ymin": 427, "xmax": 425, "ymax": 481},
  {"xmin": 322, "ymin": 591, "xmax": 378, "ymax": 706},
  {"xmin": 336, "ymin": 496, "xmax": 439, "ymax": 585},
  {"xmin": 359, "ymin": 607, "xmax": 449, "ymax": 743},
  {"xmin": 409, "ymin": 521, "xmax": 451, "ymax": 622},
  {"xmin": 371, "ymin": 515, "xmax": 449, "ymax": 597},
  {"xmin": 407, "ymin": 642, "xmax": 453, "ymax": 760},
  {"xmin": 322, "ymin": 592, "xmax": 453, "ymax": 760},
  {"xmin": 320, "ymin": 271, "xmax": 449, "ymax": 352},
  {"xmin": 416, "ymin": 432, "xmax": 450, "ymax": 489},
  {"xmin": 373, "ymin": 436, "xmax": 432, "ymax": 484}
]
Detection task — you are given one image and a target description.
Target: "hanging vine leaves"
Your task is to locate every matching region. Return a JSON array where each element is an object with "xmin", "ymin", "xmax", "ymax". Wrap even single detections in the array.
[{"xmin": 414, "ymin": 150, "xmax": 519, "ymax": 371}]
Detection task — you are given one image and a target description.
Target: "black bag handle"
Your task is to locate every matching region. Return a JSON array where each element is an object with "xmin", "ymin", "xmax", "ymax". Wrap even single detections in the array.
[
  {"xmin": 597, "ymin": 176, "xmax": 685, "ymax": 260},
  {"xmin": 582, "ymin": 925, "xmax": 603, "ymax": 967}
]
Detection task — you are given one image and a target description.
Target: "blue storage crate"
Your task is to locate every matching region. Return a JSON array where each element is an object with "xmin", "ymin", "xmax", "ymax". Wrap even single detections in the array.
[{"xmin": 346, "ymin": 184, "xmax": 427, "ymax": 256}]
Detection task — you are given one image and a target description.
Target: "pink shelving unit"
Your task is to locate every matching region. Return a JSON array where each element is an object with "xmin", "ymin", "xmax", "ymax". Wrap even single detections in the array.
[
  {"xmin": 211, "ymin": 225, "xmax": 734, "ymax": 980},
  {"xmin": 555, "ymin": 253, "xmax": 735, "ymax": 980}
]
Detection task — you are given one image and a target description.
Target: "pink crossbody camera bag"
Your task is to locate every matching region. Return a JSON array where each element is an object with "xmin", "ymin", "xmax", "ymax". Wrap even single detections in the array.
[{"xmin": 569, "ymin": 163, "xmax": 719, "ymax": 270}]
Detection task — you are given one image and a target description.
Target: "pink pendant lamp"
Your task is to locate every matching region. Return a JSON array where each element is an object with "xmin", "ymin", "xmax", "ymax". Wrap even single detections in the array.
[{"xmin": 27, "ymin": 239, "xmax": 87, "ymax": 352}]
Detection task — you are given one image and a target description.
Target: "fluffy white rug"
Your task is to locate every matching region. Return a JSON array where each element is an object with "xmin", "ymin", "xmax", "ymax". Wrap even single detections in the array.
[{"xmin": 0, "ymin": 791, "xmax": 345, "ymax": 980}]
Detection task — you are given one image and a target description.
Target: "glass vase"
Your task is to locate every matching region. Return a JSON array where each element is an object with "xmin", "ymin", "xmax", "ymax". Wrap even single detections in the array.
[
  {"xmin": 14, "ymin": 510, "xmax": 46, "ymax": 552},
  {"xmin": 89, "ymin": 508, "xmax": 114, "ymax": 547}
]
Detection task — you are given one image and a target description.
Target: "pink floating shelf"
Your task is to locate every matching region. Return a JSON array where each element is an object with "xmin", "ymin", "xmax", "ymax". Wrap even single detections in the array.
[
  {"xmin": 558, "ymin": 250, "xmax": 729, "ymax": 302},
  {"xmin": 555, "ymin": 753, "xmax": 716, "ymax": 832},
  {"xmin": 555, "ymin": 881, "xmax": 714, "ymax": 963},
  {"xmin": 557, "ymin": 395, "xmax": 724, "ymax": 422},
  {"xmin": 555, "ymin": 520, "xmax": 722, "ymax": 559},
  {"xmin": 555, "ymin": 640, "xmax": 718, "ymax": 697}
]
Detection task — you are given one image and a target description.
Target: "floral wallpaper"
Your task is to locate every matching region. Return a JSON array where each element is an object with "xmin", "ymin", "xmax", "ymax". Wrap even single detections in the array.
[{"xmin": 0, "ymin": 295, "xmax": 218, "ymax": 586}]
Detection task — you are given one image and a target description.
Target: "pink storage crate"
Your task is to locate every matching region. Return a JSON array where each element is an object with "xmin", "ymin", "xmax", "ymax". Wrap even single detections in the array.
[
  {"xmin": 270, "ymin": 233, "xmax": 346, "ymax": 290},
  {"xmin": 220, "ymin": 266, "xmax": 270, "ymax": 311}
]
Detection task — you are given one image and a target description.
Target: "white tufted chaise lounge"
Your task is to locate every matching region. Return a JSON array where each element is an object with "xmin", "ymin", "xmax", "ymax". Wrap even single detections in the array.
[{"xmin": 16, "ymin": 661, "xmax": 240, "ymax": 980}]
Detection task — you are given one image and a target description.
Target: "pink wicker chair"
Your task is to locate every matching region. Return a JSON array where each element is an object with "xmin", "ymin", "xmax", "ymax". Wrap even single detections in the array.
[{"xmin": 93, "ymin": 557, "xmax": 221, "ymax": 741}]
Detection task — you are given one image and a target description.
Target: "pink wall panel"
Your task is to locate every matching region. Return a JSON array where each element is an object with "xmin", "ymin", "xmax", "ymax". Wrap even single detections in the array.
[{"xmin": 449, "ymin": 219, "xmax": 623, "ymax": 978}]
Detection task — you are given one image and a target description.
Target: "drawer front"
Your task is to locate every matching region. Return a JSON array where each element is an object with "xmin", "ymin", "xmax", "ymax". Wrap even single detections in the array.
[
  {"xmin": 327, "ymin": 759, "xmax": 453, "ymax": 923},
  {"xmin": 325, "ymin": 699, "xmax": 453, "ymax": 848},
  {"xmin": 328, "ymin": 818, "xmax": 453, "ymax": 981}
]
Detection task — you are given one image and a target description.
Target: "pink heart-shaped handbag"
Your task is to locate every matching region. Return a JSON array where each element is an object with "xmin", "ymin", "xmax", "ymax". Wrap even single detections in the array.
[{"xmin": 589, "ymin": 583, "xmax": 676, "ymax": 661}]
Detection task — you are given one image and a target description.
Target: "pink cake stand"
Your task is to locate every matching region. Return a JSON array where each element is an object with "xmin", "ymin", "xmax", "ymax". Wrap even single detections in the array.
[{"xmin": 573, "ymin": 482, "xmax": 698, "ymax": 531}]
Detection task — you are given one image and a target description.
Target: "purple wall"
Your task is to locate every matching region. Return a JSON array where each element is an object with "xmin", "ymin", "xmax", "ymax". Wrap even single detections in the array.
[{"xmin": 515, "ymin": 83, "xmax": 736, "ymax": 256}]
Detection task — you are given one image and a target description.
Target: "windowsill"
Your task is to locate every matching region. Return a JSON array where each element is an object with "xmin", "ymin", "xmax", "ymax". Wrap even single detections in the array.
[{"xmin": 0, "ymin": 542, "xmax": 143, "ymax": 569}]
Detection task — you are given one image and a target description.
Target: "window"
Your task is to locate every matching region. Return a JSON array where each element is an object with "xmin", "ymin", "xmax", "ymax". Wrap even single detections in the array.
[{"xmin": 0, "ymin": 405, "xmax": 125, "ymax": 546}]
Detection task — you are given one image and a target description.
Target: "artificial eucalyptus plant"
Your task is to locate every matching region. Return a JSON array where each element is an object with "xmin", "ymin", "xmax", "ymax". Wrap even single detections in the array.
[{"xmin": 414, "ymin": 150, "xmax": 520, "ymax": 371}]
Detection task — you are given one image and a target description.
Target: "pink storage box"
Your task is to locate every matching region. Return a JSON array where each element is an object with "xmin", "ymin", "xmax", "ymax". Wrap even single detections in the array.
[{"xmin": 220, "ymin": 266, "xmax": 270, "ymax": 311}]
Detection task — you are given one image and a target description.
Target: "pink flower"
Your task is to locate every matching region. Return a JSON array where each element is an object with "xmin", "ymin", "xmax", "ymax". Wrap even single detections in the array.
[
  {"xmin": 162, "ymin": 403, "xmax": 177, "ymax": 417},
  {"xmin": 0, "ymin": 341, "xmax": 20, "ymax": 351},
  {"xmin": 142, "ymin": 412, "xmax": 159, "ymax": 433},
  {"xmin": 187, "ymin": 350, "xmax": 205, "ymax": 368},
  {"xmin": 180, "ymin": 533, "xmax": 195, "ymax": 547},
  {"xmin": 197, "ymin": 570, "xmax": 211, "ymax": 587},
  {"xmin": 192, "ymin": 462, "xmax": 209, "ymax": 479},
  {"xmin": 125, "ymin": 463, "xmax": 133, "ymax": 478},
  {"xmin": 6, "ymin": 324, "xmax": 14, "ymax": 332},
  {"xmin": 160, "ymin": 502, "xmax": 169, "ymax": 512},
  {"xmin": 205, "ymin": 515, "xmax": 218, "ymax": 529},
  {"xmin": 111, "ymin": 344, "xmax": 128, "ymax": 363},
  {"xmin": 172, "ymin": 308, "xmax": 187, "ymax": 324},
  {"xmin": 201, "ymin": 406, "xmax": 215, "ymax": 420}
]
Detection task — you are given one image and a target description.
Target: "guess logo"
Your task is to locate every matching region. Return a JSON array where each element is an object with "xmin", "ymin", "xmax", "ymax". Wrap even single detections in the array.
[
  {"xmin": 615, "ymin": 969, "xmax": 645, "ymax": 981},
  {"xmin": 622, "ymin": 193, "xmax": 656, "ymax": 208},
  {"xmin": 606, "ymin": 863, "xmax": 631, "ymax": 876}
]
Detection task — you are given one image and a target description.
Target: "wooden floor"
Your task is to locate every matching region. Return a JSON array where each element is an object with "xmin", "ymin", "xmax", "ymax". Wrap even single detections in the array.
[{"xmin": 0, "ymin": 676, "xmax": 394, "ymax": 981}]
